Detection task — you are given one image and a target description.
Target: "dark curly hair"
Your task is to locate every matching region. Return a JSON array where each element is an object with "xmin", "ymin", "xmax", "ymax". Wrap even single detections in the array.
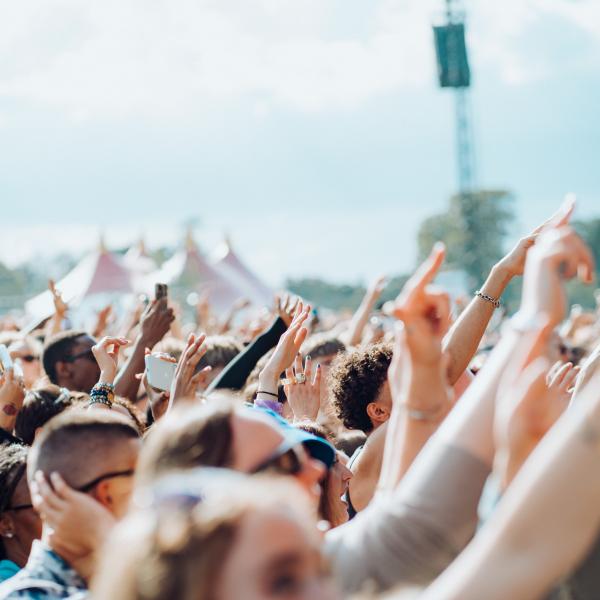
[
  {"xmin": 15, "ymin": 385, "xmax": 85, "ymax": 445},
  {"xmin": 329, "ymin": 343, "xmax": 393, "ymax": 433},
  {"xmin": 0, "ymin": 442, "xmax": 28, "ymax": 560}
]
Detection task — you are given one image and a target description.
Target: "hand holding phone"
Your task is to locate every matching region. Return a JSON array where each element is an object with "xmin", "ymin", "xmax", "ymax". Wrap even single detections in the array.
[{"xmin": 145, "ymin": 353, "xmax": 177, "ymax": 392}]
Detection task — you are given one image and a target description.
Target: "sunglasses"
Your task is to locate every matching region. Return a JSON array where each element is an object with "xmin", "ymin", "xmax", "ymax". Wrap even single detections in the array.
[
  {"xmin": 7, "ymin": 503, "xmax": 33, "ymax": 512},
  {"xmin": 251, "ymin": 441, "xmax": 307, "ymax": 477},
  {"xmin": 63, "ymin": 349, "xmax": 96, "ymax": 363},
  {"xmin": 77, "ymin": 469, "xmax": 135, "ymax": 493}
]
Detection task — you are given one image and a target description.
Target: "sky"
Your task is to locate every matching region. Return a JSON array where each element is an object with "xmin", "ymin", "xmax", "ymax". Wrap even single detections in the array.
[{"xmin": 1, "ymin": 0, "xmax": 599, "ymax": 286}]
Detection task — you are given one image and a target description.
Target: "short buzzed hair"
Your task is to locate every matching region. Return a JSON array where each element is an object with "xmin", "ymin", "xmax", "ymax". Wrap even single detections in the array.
[
  {"xmin": 28, "ymin": 410, "xmax": 140, "ymax": 490},
  {"xmin": 42, "ymin": 330, "xmax": 89, "ymax": 383}
]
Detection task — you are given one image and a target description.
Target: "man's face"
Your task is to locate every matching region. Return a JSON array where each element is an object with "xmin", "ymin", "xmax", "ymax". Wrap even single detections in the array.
[{"xmin": 57, "ymin": 336, "xmax": 100, "ymax": 394}]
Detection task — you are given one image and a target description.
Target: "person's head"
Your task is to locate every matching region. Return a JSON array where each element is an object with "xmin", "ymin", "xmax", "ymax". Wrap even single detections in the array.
[
  {"xmin": 8, "ymin": 336, "xmax": 43, "ymax": 389},
  {"xmin": 42, "ymin": 330, "xmax": 99, "ymax": 393},
  {"xmin": 92, "ymin": 475, "xmax": 339, "ymax": 600},
  {"xmin": 295, "ymin": 421, "xmax": 352, "ymax": 528},
  {"xmin": 0, "ymin": 443, "xmax": 42, "ymax": 567},
  {"xmin": 14, "ymin": 385, "xmax": 86, "ymax": 445},
  {"xmin": 195, "ymin": 335, "xmax": 243, "ymax": 386},
  {"xmin": 302, "ymin": 336, "xmax": 346, "ymax": 400},
  {"xmin": 329, "ymin": 343, "xmax": 393, "ymax": 434},
  {"xmin": 28, "ymin": 410, "xmax": 142, "ymax": 519},
  {"xmin": 137, "ymin": 400, "xmax": 332, "ymax": 501}
]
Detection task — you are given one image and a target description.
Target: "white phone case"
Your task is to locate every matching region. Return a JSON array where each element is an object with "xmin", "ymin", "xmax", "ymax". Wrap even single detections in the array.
[{"xmin": 145, "ymin": 354, "xmax": 177, "ymax": 392}]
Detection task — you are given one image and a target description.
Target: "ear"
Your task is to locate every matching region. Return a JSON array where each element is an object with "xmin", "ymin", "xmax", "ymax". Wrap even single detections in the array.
[
  {"xmin": 0, "ymin": 513, "xmax": 15, "ymax": 540},
  {"xmin": 93, "ymin": 481, "xmax": 113, "ymax": 511},
  {"xmin": 366, "ymin": 402, "xmax": 390, "ymax": 426}
]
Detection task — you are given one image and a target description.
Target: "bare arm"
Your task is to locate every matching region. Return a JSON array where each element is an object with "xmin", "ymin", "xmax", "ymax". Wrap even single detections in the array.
[{"xmin": 344, "ymin": 276, "xmax": 386, "ymax": 348}]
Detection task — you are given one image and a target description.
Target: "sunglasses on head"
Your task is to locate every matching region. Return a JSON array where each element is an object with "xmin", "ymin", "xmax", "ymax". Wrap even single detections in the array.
[{"xmin": 251, "ymin": 441, "xmax": 308, "ymax": 477}]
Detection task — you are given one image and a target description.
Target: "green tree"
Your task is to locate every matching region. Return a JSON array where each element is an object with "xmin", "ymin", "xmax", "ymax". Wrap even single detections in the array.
[{"xmin": 417, "ymin": 190, "xmax": 514, "ymax": 290}]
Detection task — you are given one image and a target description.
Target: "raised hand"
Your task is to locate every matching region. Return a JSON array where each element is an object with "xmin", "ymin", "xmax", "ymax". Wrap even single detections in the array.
[
  {"xmin": 393, "ymin": 243, "xmax": 451, "ymax": 366},
  {"xmin": 546, "ymin": 361, "xmax": 580, "ymax": 405},
  {"xmin": 519, "ymin": 225, "xmax": 595, "ymax": 329},
  {"xmin": 92, "ymin": 336, "xmax": 130, "ymax": 384},
  {"xmin": 284, "ymin": 354, "xmax": 322, "ymax": 422},
  {"xmin": 258, "ymin": 303, "xmax": 311, "ymax": 395},
  {"xmin": 139, "ymin": 298, "xmax": 175, "ymax": 349},
  {"xmin": 169, "ymin": 333, "xmax": 210, "ymax": 407},
  {"xmin": 495, "ymin": 195, "xmax": 575, "ymax": 279},
  {"xmin": 275, "ymin": 294, "xmax": 301, "ymax": 328},
  {"xmin": 48, "ymin": 279, "xmax": 68, "ymax": 317},
  {"xmin": 92, "ymin": 305, "xmax": 113, "ymax": 339}
]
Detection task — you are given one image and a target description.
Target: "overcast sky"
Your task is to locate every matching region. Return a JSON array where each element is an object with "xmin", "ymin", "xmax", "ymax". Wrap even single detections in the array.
[{"xmin": 1, "ymin": 0, "xmax": 599, "ymax": 285}]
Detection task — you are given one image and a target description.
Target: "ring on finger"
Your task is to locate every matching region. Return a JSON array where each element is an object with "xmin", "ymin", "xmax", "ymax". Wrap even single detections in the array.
[{"xmin": 295, "ymin": 373, "xmax": 306, "ymax": 385}]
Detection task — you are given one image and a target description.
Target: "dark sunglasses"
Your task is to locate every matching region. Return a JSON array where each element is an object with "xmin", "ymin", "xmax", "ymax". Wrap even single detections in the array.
[
  {"xmin": 7, "ymin": 503, "xmax": 34, "ymax": 512},
  {"xmin": 251, "ymin": 441, "xmax": 306, "ymax": 477},
  {"xmin": 63, "ymin": 349, "xmax": 96, "ymax": 363},
  {"xmin": 77, "ymin": 469, "xmax": 135, "ymax": 493}
]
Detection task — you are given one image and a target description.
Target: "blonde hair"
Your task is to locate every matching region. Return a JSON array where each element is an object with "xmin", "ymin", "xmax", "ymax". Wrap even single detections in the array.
[{"xmin": 92, "ymin": 475, "xmax": 315, "ymax": 600}]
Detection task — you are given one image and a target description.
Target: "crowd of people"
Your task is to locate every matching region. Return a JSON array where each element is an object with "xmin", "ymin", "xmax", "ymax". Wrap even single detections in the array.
[{"xmin": 1, "ymin": 197, "xmax": 600, "ymax": 599}]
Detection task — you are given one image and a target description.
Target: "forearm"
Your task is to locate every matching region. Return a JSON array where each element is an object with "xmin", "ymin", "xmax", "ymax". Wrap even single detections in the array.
[
  {"xmin": 444, "ymin": 266, "xmax": 512, "ymax": 385},
  {"xmin": 379, "ymin": 364, "xmax": 449, "ymax": 490},
  {"xmin": 422, "ymin": 396, "xmax": 600, "ymax": 600},
  {"xmin": 208, "ymin": 317, "xmax": 287, "ymax": 392},
  {"xmin": 113, "ymin": 335, "xmax": 147, "ymax": 401},
  {"xmin": 345, "ymin": 297, "xmax": 376, "ymax": 347}
]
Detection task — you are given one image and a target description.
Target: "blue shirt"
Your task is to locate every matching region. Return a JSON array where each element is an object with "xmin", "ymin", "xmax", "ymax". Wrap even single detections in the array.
[
  {"xmin": 0, "ymin": 561, "xmax": 19, "ymax": 584},
  {"xmin": 0, "ymin": 541, "xmax": 87, "ymax": 599}
]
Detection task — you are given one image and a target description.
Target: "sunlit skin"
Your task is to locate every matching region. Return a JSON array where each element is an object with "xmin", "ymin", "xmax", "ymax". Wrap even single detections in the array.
[
  {"xmin": 217, "ymin": 507, "xmax": 341, "ymax": 600},
  {"xmin": 326, "ymin": 452, "xmax": 353, "ymax": 528},
  {"xmin": 230, "ymin": 410, "xmax": 326, "ymax": 502},
  {"xmin": 9, "ymin": 340, "xmax": 42, "ymax": 389}
]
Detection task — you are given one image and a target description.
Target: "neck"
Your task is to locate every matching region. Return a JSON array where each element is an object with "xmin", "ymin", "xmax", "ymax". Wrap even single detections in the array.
[{"xmin": 3, "ymin": 538, "xmax": 30, "ymax": 568}]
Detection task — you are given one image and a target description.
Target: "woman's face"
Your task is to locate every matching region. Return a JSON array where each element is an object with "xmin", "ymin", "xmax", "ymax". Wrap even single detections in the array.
[
  {"xmin": 10, "ymin": 341, "xmax": 41, "ymax": 389},
  {"xmin": 2, "ymin": 475, "xmax": 42, "ymax": 564},
  {"xmin": 217, "ymin": 507, "xmax": 340, "ymax": 600},
  {"xmin": 326, "ymin": 452, "xmax": 353, "ymax": 528}
]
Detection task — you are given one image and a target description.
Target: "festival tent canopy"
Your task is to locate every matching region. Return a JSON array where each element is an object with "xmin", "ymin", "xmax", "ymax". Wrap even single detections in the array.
[
  {"xmin": 123, "ymin": 238, "xmax": 158, "ymax": 292},
  {"xmin": 146, "ymin": 231, "xmax": 245, "ymax": 313},
  {"xmin": 211, "ymin": 236, "xmax": 273, "ymax": 307},
  {"xmin": 25, "ymin": 239, "xmax": 133, "ymax": 322}
]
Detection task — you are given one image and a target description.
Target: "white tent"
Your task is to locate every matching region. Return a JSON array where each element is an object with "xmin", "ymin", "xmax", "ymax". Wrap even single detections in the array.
[
  {"xmin": 25, "ymin": 239, "xmax": 133, "ymax": 323},
  {"xmin": 212, "ymin": 236, "xmax": 272, "ymax": 307},
  {"xmin": 147, "ymin": 231, "xmax": 244, "ymax": 313},
  {"xmin": 123, "ymin": 238, "xmax": 158, "ymax": 292}
]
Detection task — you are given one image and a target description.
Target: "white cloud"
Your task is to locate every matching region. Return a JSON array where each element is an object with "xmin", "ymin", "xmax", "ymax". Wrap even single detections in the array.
[{"xmin": 0, "ymin": 0, "xmax": 598, "ymax": 119}]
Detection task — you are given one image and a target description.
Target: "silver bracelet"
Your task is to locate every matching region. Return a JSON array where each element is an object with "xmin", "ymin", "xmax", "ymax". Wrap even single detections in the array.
[{"xmin": 475, "ymin": 290, "xmax": 501, "ymax": 309}]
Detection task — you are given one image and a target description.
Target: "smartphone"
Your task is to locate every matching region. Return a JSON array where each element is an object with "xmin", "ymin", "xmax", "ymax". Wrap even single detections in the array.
[
  {"xmin": 155, "ymin": 283, "xmax": 168, "ymax": 301},
  {"xmin": 0, "ymin": 344, "xmax": 23, "ymax": 379},
  {"xmin": 145, "ymin": 353, "xmax": 176, "ymax": 392}
]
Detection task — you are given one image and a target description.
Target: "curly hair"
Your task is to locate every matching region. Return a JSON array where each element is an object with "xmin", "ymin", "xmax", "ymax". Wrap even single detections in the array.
[
  {"xmin": 15, "ymin": 385, "xmax": 86, "ymax": 445},
  {"xmin": 329, "ymin": 343, "xmax": 393, "ymax": 433}
]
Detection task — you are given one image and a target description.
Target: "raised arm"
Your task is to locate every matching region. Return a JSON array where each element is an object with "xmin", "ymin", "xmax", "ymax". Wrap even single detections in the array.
[
  {"xmin": 113, "ymin": 298, "xmax": 174, "ymax": 402},
  {"xmin": 343, "ymin": 276, "xmax": 387, "ymax": 348},
  {"xmin": 443, "ymin": 198, "xmax": 575, "ymax": 385}
]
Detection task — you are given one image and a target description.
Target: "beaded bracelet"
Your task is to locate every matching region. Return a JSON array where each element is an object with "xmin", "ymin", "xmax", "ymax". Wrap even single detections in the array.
[
  {"xmin": 88, "ymin": 396, "xmax": 113, "ymax": 408},
  {"xmin": 475, "ymin": 290, "xmax": 501, "ymax": 309}
]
